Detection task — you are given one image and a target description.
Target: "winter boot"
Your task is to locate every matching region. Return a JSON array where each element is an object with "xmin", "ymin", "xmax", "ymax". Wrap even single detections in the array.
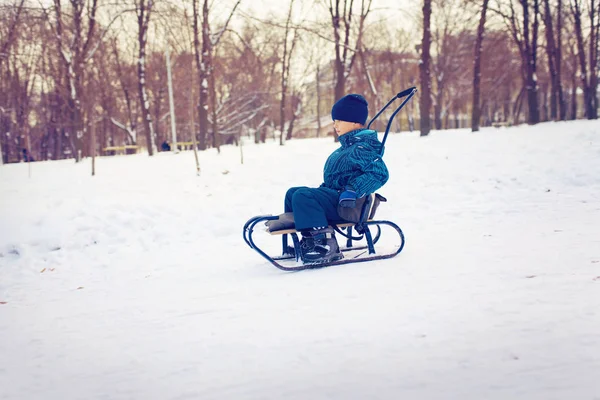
[{"xmin": 300, "ymin": 227, "xmax": 343, "ymax": 265}]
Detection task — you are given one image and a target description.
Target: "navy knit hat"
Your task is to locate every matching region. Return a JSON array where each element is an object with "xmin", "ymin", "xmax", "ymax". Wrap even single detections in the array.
[{"xmin": 331, "ymin": 94, "xmax": 369, "ymax": 125}]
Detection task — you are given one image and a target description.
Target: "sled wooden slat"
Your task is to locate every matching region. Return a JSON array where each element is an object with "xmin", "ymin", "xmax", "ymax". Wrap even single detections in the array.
[{"xmin": 269, "ymin": 220, "xmax": 374, "ymax": 235}]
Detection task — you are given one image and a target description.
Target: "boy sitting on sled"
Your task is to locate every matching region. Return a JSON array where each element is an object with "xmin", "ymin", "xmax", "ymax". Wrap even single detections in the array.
[{"xmin": 284, "ymin": 94, "xmax": 389, "ymax": 265}]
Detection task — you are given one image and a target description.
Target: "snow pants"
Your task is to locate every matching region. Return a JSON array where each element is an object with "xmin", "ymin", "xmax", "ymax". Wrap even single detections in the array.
[{"xmin": 284, "ymin": 186, "xmax": 341, "ymax": 231}]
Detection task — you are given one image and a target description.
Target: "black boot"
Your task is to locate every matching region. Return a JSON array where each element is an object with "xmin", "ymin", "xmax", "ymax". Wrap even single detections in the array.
[{"xmin": 300, "ymin": 227, "xmax": 343, "ymax": 265}]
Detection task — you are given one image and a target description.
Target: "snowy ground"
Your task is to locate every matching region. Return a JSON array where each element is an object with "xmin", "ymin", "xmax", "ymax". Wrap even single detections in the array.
[{"xmin": 1, "ymin": 121, "xmax": 600, "ymax": 400}]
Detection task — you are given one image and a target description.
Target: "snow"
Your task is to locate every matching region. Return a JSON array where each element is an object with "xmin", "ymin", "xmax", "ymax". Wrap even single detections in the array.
[{"xmin": 1, "ymin": 121, "xmax": 600, "ymax": 400}]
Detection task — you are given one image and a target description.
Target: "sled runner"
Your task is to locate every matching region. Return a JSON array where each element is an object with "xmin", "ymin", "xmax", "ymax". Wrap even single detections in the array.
[{"xmin": 243, "ymin": 87, "xmax": 417, "ymax": 271}]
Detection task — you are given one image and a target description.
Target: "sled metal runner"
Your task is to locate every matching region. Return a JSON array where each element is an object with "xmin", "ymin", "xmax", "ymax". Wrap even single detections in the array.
[
  {"xmin": 243, "ymin": 87, "xmax": 416, "ymax": 271},
  {"xmin": 243, "ymin": 215, "xmax": 405, "ymax": 272}
]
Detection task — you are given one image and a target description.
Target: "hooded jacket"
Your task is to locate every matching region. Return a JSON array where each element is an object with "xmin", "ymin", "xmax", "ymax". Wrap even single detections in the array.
[{"xmin": 322, "ymin": 129, "xmax": 389, "ymax": 197}]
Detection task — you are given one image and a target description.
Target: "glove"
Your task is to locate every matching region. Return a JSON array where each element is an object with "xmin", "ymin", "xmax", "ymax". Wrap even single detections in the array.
[{"xmin": 338, "ymin": 189, "xmax": 357, "ymax": 208}]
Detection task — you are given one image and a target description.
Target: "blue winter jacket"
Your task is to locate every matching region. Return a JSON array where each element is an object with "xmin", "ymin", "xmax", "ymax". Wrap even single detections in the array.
[{"xmin": 322, "ymin": 129, "xmax": 389, "ymax": 197}]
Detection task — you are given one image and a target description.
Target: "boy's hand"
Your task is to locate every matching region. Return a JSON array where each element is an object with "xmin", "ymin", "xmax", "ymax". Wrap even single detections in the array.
[{"xmin": 339, "ymin": 189, "xmax": 357, "ymax": 208}]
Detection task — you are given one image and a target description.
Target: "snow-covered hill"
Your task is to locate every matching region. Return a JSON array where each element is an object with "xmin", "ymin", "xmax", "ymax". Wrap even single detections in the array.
[{"xmin": 1, "ymin": 121, "xmax": 599, "ymax": 400}]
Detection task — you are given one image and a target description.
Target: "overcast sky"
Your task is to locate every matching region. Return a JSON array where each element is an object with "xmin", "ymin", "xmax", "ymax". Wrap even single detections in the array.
[{"xmin": 241, "ymin": 0, "xmax": 418, "ymax": 26}]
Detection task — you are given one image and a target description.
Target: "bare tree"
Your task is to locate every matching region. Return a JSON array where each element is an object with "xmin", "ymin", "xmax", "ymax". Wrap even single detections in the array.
[
  {"xmin": 564, "ymin": 33, "xmax": 579, "ymax": 119},
  {"xmin": 0, "ymin": 0, "xmax": 25, "ymax": 72},
  {"xmin": 110, "ymin": 38, "xmax": 137, "ymax": 145},
  {"xmin": 328, "ymin": 0, "xmax": 372, "ymax": 139},
  {"xmin": 192, "ymin": 0, "xmax": 209, "ymax": 150},
  {"xmin": 0, "ymin": 0, "xmax": 26, "ymax": 164},
  {"xmin": 523, "ymin": 0, "xmax": 541, "ymax": 124},
  {"xmin": 556, "ymin": 0, "xmax": 566, "ymax": 119},
  {"xmin": 279, "ymin": 0, "xmax": 298, "ymax": 145},
  {"xmin": 542, "ymin": 0, "xmax": 565, "ymax": 120},
  {"xmin": 193, "ymin": 0, "xmax": 241, "ymax": 152},
  {"xmin": 572, "ymin": 0, "xmax": 599, "ymax": 119},
  {"xmin": 494, "ymin": 0, "xmax": 541, "ymax": 124},
  {"xmin": 41, "ymin": 0, "xmax": 100, "ymax": 161},
  {"xmin": 285, "ymin": 92, "xmax": 302, "ymax": 140},
  {"xmin": 134, "ymin": 0, "xmax": 156, "ymax": 155},
  {"xmin": 591, "ymin": 0, "xmax": 599, "ymax": 119},
  {"xmin": 431, "ymin": 0, "xmax": 470, "ymax": 131},
  {"xmin": 570, "ymin": 0, "xmax": 599, "ymax": 119},
  {"xmin": 419, "ymin": 0, "xmax": 433, "ymax": 136},
  {"xmin": 472, "ymin": 0, "xmax": 490, "ymax": 132}
]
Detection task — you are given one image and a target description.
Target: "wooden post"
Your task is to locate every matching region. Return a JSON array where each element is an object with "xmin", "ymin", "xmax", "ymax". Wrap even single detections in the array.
[
  {"xmin": 166, "ymin": 43, "xmax": 178, "ymax": 152},
  {"xmin": 239, "ymin": 132, "xmax": 244, "ymax": 165},
  {"xmin": 189, "ymin": 67, "xmax": 201, "ymax": 176},
  {"xmin": 91, "ymin": 117, "xmax": 96, "ymax": 176},
  {"xmin": 26, "ymin": 133, "xmax": 32, "ymax": 178}
]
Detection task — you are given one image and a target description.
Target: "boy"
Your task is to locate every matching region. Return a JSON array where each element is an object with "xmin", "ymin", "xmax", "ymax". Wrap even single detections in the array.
[{"xmin": 284, "ymin": 94, "xmax": 389, "ymax": 264}]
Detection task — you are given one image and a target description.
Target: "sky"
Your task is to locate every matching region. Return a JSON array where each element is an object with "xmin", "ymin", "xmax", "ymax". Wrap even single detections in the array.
[{"xmin": 241, "ymin": 0, "xmax": 417, "ymax": 29}]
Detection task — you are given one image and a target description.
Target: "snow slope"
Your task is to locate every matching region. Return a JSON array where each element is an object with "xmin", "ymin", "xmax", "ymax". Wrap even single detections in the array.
[{"xmin": 1, "ymin": 121, "xmax": 599, "ymax": 400}]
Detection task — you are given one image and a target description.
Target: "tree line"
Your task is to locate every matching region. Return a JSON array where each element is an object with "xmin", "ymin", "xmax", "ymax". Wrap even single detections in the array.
[{"xmin": 0, "ymin": 0, "xmax": 598, "ymax": 163}]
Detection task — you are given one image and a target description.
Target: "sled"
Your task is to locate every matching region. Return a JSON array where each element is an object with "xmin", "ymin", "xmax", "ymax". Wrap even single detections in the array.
[
  {"xmin": 243, "ymin": 87, "xmax": 417, "ymax": 271},
  {"xmin": 243, "ymin": 193, "xmax": 406, "ymax": 271}
]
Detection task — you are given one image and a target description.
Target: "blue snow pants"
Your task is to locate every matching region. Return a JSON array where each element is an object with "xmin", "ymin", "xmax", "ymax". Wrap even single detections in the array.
[{"xmin": 284, "ymin": 186, "xmax": 341, "ymax": 231}]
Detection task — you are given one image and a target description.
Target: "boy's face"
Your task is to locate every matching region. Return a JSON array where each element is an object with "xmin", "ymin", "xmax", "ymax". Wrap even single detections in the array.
[{"xmin": 333, "ymin": 120, "xmax": 363, "ymax": 136}]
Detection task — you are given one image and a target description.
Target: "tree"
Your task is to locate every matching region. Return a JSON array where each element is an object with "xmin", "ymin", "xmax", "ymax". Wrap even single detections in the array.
[
  {"xmin": 279, "ymin": 0, "xmax": 298, "ymax": 145},
  {"xmin": 328, "ymin": 0, "xmax": 372, "ymax": 140},
  {"xmin": 42, "ymin": 0, "xmax": 100, "ymax": 161},
  {"xmin": 494, "ymin": 0, "xmax": 541, "ymax": 124},
  {"xmin": 419, "ymin": 0, "xmax": 433, "ymax": 136},
  {"xmin": 542, "ymin": 0, "xmax": 565, "ymax": 120},
  {"xmin": 570, "ymin": 0, "xmax": 598, "ymax": 119},
  {"xmin": 135, "ymin": 0, "xmax": 155, "ymax": 155},
  {"xmin": 472, "ymin": 0, "xmax": 490, "ymax": 132},
  {"xmin": 0, "ymin": 0, "xmax": 25, "ymax": 72},
  {"xmin": 193, "ymin": 0, "xmax": 241, "ymax": 151},
  {"xmin": 0, "ymin": 0, "xmax": 26, "ymax": 164},
  {"xmin": 431, "ymin": 0, "xmax": 470, "ymax": 131},
  {"xmin": 110, "ymin": 38, "xmax": 138, "ymax": 145}
]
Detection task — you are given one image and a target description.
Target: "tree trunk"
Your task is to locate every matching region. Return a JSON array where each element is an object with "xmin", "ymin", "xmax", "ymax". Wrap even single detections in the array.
[
  {"xmin": 542, "ymin": 83, "xmax": 549, "ymax": 121},
  {"xmin": 90, "ymin": 113, "xmax": 96, "ymax": 176},
  {"xmin": 588, "ymin": 0, "xmax": 599, "ymax": 119},
  {"xmin": 0, "ymin": 118, "xmax": 8, "ymax": 164},
  {"xmin": 571, "ymin": 0, "xmax": 591, "ymax": 118},
  {"xmin": 570, "ymin": 68, "xmax": 578, "ymax": 119},
  {"xmin": 154, "ymin": 88, "xmax": 164, "ymax": 146},
  {"xmin": 210, "ymin": 61, "xmax": 219, "ymax": 152},
  {"xmin": 136, "ymin": 0, "xmax": 155, "ymax": 155},
  {"xmin": 434, "ymin": 90, "xmax": 444, "ymax": 130},
  {"xmin": 472, "ymin": 0, "xmax": 489, "ymax": 132},
  {"xmin": 331, "ymin": 1, "xmax": 345, "ymax": 107},
  {"xmin": 56, "ymin": 128, "xmax": 62, "ymax": 160},
  {"xmin": 543, "ymin": 0, "xmax": 559, "ymax": 120},
  {"xmin": 521, "ymin": 0, "xmax": 540, "ymax": 125},
  {"xmin": 556, "ymin": 0, "xmax": 566, "ymax": 120},
  {"xmin": 419, "ymin": 0, "xmax": 433, "ymax": 136},
  {"xmin": 193, "ymin": 0, "xmax": 209, "ymax": 150},
  {"xmin": 0, "ymin": 0, "xmax": 25, "ymax": 164},
  {"xmin": 286, "ymin": 95, "xmax": 300, "ymax": 140},
  {"xmin": 279, "ymin": 0, "xmax": 295, "ymax": 145},
  {"xmin": 331, "ymin": 0, "xmax": 344, "ymax": 142},
  {"xmin": 513, "ymin": 86, "xmax": 525, "ymax": 123}
]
